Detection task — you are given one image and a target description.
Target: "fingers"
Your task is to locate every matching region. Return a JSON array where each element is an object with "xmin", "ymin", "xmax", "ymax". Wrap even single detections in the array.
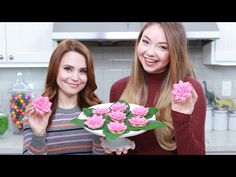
[
  {"xmin": 99, "ymin": 137, "xmax": 105, "ymax": 143},
  {"xmin": 104, "ymin": 147, "xmax": 112, "ymax": 154},
  {"xmin": 115, "ymin": 149, "xmax": 122, "ymax": 155},
  {"xmin": 122, "ymin": 147, "xmax": 128, "ymax": 154},
  {"xmin": 129, "ymin": 140, "xmax": 136, "ymax": 150}
]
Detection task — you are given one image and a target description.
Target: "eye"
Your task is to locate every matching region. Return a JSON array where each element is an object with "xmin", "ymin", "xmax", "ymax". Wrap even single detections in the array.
[
  {"xmin": 80, "ymin": 68, "xmax": 87, "ymax": 74},
  {"xmin": 64, "ymin": 66, "xmax": 73, "ymax": 72},
  {"xmin": 141, "ymin": 39, "xmax": 149, "ymax": 45},
  {"xmin": 158, "ymin": 45, "xmax": 168, "ymax": 51}
]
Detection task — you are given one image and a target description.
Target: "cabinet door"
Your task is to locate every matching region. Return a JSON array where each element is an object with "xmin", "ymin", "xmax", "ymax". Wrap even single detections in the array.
[
  {"xmin": 6, "ymin": 22, "xmax": 53, "ymax": 63},
  {"xmin": 215, "ymin": 22, "xmax": 236, "ymax": 62},
  {"xmin": 0, "ymin": 23, "xmax": 6, "ymax": 63}
]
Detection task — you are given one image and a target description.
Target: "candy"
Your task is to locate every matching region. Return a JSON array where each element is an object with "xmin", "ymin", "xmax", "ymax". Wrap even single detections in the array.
[{"xmin": 9, "ymin": 91, "xmax": 32, "ymax": 132}]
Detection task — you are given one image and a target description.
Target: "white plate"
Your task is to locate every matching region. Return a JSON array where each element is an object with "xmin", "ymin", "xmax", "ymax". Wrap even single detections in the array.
[{"xmin": 78, "ymin": 103, "xmax": 155, "ymax": 138}]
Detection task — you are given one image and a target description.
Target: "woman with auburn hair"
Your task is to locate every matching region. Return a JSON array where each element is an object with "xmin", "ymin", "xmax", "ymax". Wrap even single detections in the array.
[
  {"xmin": 23, "ymin": 39, "xmax": 105, "ymax": 155},
  {"xmin": 109, "ymin": 22, "xmax": 206, "ymax": 155}
]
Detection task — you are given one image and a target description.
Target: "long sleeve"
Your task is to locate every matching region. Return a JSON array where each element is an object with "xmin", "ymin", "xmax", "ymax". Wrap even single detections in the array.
[
  {"xmin": 92, "ymin": 135, "xmax": 105, "ymax": 155},
  {"xmin": 23, "ymin": 117, "xmax": 47, "ymax": 155},
  {"xmin": 172, "ymin": 78, "xmax": 206, "ymax": 155},
  {"xmin": 23, "ymin": 106, "xmax": 105, "ymax": 155}
]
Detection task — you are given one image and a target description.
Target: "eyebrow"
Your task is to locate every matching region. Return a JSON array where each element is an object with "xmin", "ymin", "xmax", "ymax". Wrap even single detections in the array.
[
  {"xmin": 143, "ymin": 35, "xmax": 168, "ymax": 44},
  {"xmin": 63, "ymin": 64, "xmax": 87, "ymax": 69}
]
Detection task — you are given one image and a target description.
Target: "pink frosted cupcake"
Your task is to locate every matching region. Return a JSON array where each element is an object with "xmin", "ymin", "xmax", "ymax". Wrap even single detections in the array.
[
  {"xmin": 107, "ymin": 121, "xmax": 127, "ymax": 134},
  {"xmin": 128, "ymin": 116, "xmax": 149, "ymax": 127},
  {"xmin": 32, "ymin": 96, "xmax": 52, "ymax": 116}
]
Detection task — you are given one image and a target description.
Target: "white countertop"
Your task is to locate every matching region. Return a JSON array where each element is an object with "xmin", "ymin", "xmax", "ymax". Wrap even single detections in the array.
[
  {"xmin": 205, "ymin": 130, "xmax": 236, "ymax": 154},
  {"xmin": 0, "ymin": 131, "xmax": 23, "ymax": 155},
  {"xmin": 0, "ymin": 130, "xmax": 236, "ymax": 155}
]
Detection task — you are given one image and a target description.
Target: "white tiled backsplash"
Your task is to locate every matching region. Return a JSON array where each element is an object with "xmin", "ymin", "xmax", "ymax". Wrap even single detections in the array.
[{"xmin": 1, "ymin": 44, "xmax": 236, "ymax": 131}]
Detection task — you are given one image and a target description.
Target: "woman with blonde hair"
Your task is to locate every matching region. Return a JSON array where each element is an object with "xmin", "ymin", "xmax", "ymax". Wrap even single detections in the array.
[{"xmin": 110, "ymin": 22, "xmax": 206, "ymax": 155}]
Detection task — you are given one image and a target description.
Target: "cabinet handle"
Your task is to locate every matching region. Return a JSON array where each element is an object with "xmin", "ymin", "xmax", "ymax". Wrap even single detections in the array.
[
  {"xmin": 9, "ymin": 55, "xmax": 14, "ymax": 60},
  {"xmin": 0, "ymin": 55, "xmax": 3, "ymax": 60}
]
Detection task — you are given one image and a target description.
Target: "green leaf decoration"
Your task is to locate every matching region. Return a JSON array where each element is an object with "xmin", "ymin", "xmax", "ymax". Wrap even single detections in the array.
[
  {"xmin": 145, "ymin": 107, "xmax": 159, "ymax": 119},
  {"xmin": 126, "ymin": 112, "xmax": 133, "ymax": 119},
  {"xmin": 83, "ymin": 108, "xmax": 93, "ymax": 117},
  {"xmin": 103, "ymin": 125, "xmax": 123, "ymax": 140},
  {"xmin": 127, "ymin": 120, "xmax": 166, "ymax": 131},
  {"xmin": 118, "ymin": 100, "xmax": 130, "ymax": 114},
  {"xmin": 142, "ymin": 120, "xmax": 166, "ymax": 130},
  {"xmin": 71, "ymin": 118, "xmax": 85, "ymax": 128}
]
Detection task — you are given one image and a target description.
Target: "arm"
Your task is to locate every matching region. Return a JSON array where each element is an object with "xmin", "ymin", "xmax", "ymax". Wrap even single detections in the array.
[
  {"xmin": 23, "ymin": 104, "xmax": 50, "ymax": 155},
  {"xmin": 92, "ymin": 135, "xmax": 105, "ymax": 155},
  {"xmin": 23, "ymin": 117, "xmax": 47, "ymax": 155},
  {"xmin": 171, "ymin": 79, "xmax": 206, "ymax": 155}
]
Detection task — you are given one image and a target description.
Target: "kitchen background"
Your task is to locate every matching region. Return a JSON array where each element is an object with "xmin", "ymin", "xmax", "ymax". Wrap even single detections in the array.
[{"xmin": 1, "ymin": 22, "xmax": 236, "ymax": 154}]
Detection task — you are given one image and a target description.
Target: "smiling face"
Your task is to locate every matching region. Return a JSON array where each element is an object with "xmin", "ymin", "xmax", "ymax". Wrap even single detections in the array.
[
  {"xmin": 57, "ymin": 51, "xmax": 87, "ymax": 99},
  {"xmin": 137, "ymin": 23, "xmax": 170, "ymax": 74}
]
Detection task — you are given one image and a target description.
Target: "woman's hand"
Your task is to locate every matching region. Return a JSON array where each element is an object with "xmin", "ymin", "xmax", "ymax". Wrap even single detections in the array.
[
  {"xmin": 171, "ymin": 88, "xmax": 198, "ymax": 115},
  {"xmin": 25, "ymin": 103, "xmax": 51, "ymax": 136},
  {"xmin": 100, "ymin": 137, "xmax": 135, "ymax": 155}
]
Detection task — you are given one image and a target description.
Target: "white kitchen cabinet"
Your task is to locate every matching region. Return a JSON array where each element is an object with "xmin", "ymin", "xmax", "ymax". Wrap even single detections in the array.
[
  {"xmin": 0, "ymin": 22, "xmax": 54, "ymax": 67},
  {"xmin": 203, "ymin": 22, "xmax": 236, "ymax": 66}
]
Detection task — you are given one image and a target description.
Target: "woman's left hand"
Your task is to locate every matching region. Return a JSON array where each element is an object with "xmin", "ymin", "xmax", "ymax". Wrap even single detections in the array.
[{"xmin": 171, "ymin": 88, "xmax": 198, "ymax": 115}]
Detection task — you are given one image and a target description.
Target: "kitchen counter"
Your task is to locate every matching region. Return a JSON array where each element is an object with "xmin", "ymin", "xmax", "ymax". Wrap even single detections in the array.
[
  {"xmin": 206, "ymin": 131, "xmax": 236, "ymax": 154},
  {"xmin": 0, "ymin": 131, "xmax": 23, "ymax": 155},
  {"xmin": 1, "ymin": 130, "xmax": 236, "ymax": 155}
]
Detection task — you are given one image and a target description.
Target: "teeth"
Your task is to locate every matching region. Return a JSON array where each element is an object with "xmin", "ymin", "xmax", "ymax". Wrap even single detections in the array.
[{"xmin": 145, "ymin": 58, "xmax": 156, "ymax": 63}]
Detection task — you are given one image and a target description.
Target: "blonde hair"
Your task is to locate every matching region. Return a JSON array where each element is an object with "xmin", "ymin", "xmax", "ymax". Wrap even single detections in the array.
[{"xmin": 120, "ymin": 22, "xmax": 195, "ymax": 150}]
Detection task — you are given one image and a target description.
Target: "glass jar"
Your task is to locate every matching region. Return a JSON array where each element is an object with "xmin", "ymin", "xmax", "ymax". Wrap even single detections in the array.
[
  {"xmin": 205, "ymin": 106, "xmax": 213, "ymax": 131},
  {"xmin": 8, "ymin": 72, "xmax": 32, "ymax": 134},
  {"xmin": 0, "ymin": 112, "xmax": 8, "ymax": 139},
  {"xmin": 213, "ymin": 110, "xmax": 228, "ymax": 131},
  {"xmin": 228, "ymin": 111, "xmax": 236, "ymax": 131}
]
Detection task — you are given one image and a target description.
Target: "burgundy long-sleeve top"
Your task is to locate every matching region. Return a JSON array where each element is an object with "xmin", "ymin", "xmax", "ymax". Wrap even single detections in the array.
[{"xmin": 109, "ymin": 72, "xmax": 206, "ymax": 155}]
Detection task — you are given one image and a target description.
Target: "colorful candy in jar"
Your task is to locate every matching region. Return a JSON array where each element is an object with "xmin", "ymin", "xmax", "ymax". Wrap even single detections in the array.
[{"xmin": 9, "ymin": 91, "xmax": 32, "ymax": 131}]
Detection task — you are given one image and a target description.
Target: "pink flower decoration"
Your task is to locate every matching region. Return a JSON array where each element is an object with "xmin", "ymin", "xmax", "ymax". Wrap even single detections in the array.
[
  {"xmin": 131, "ymin": 106, "xmax": 149, "ymax": 117},
  {"xmin": 84, "ymin": 115, "xmax": 105, "ymax": 129},
  {"xmin": 172, "ymin": 80, "xmax": 193, "ymax": 102},
  {"xmin": 92, "ymin": 107, "xmax": 110, "ymax": 115},
  {"xmin": 128, "ymin": 116, "xmax": 149, "ymax": 127},
  {"xmin": 108, "ymin": 111, "xmax": 126, "ymax": 122},
  {"xmin": 32, "ymin": 96, "xmax": 52, "ymax": 116},
  {"xmin": 110, "ymin": 102, "xmax": 128, "ymax": 112},
  {"xmin": 107, "ymin": 121, "xmax": 127, "ymax": 134}
]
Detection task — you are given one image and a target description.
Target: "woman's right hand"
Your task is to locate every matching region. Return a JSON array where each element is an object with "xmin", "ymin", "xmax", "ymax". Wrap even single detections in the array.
[{"xmin": 25, "ymin": 103, "xmax": 51, "ymax": 136}]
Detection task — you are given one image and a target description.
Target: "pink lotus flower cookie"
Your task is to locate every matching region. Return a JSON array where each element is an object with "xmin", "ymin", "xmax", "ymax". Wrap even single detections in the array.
[
  {"xmin": 32, "ymin": 96, "xmax": 52, "ymax": 116},
  {"xmin": 128, "ymin": 116, "xmax": 149, "ymax": 127},
  {"xmin": 172, "ymin": 80, "xmax": 193, "ymax": 102},
  {"xmin": 108, "ymin": 111, "xmax": 126, "ymax": 122},
  {"xmin": 131, "ymin": 106, "xmax": 149, "ymax": 117},
  {"xmin": 110, "ymin": 102, "xmax": 128, "ymax": 112},
  {"xmin": 107, "ymin": 121, "xmax": 127, "ymax": 134},
  {"xmin": 84, "ymin": 115, "xmax": 105, "ymax": 129}
]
